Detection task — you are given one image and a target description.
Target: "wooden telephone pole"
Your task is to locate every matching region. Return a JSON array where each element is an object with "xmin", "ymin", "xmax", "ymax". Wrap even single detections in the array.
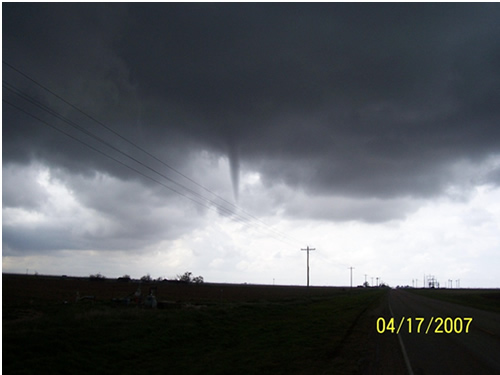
[
  {"xmin": 301, "ymin": 246, "xmax": 316, "ymax": 287},
  {"xmin": 349, "ymin": 267, "xmax": 355, "ymax": 288}
]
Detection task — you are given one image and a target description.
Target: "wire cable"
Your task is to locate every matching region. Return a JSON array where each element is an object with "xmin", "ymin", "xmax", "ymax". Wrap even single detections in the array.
[
  {"xmin": 3, "ymin": 60, "xmax": 303, "ymax": 246},
  {"xmin": 3, "ymin": 89, "xmax": 300, "ymax": 247},
  {"xmin": 3, "ymin": 81, "xmax": 242, "ymax": 217},
  {"xmin": 3, "ymin": 98, "xmax": 217, "ymax": 211}
]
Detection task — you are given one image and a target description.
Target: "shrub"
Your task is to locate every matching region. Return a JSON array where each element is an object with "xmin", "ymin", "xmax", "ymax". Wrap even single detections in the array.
[
  {"xmin": 89, "ymin": 273, "xmax": 106, "ymax": 281},
  {"xmin": 118, "ymin": 275, "xmax": 131, "ymax": 282},
  {"xmin": 176, "ymin": 272, "xmax": 204, "ymax": 284},
  {"xmin": 192, "ymin": 276, "xmax": 204, "ymax": 284}
]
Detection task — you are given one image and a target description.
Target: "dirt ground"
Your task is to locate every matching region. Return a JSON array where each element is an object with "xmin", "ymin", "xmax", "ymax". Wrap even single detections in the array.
[
  {"xmin": 2, "ymin": 273, "xmax": 355, "ymax": 307},
  {"xmin": 4, "ymin": 273, "xmax": 403, "ymax": 374}
]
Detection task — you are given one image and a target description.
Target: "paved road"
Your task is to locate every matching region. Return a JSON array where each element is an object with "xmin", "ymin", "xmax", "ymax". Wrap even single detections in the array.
[{"xmin": 388, "ymin": 289, "xmax": 500, "ymax": 375}]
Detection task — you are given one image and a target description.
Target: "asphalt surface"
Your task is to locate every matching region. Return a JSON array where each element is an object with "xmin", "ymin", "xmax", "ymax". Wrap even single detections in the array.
[{"xmin": 388, "ymin": 289, "xmax": 500, "ymax": 375}]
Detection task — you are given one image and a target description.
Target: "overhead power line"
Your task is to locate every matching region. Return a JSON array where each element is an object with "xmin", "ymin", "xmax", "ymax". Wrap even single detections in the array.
[
  {"xmin": 5, "ymin": 95, "xmax": 299, "ymax": 246},
  {"xmin": 3, "ymin": 81, "xmax": 242, "ymax": 217},
  {"xmin": 3, "ymin": 99, "xmax": 215, "ymax": 212},
  {"xmin": 3, "ymin": 60, "xmax": 301, "ymax": 247},
  {"xmin": 2, "ymin": 61, "xmax": 303, "ymax": 247},
  {"xmin": 3, "ymin": 94, "xmax": 295, "ymax": 246}
]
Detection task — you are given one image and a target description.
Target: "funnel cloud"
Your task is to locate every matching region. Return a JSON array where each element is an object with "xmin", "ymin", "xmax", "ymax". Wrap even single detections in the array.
[{"xmin": 228, "ymin": 142, "xmax": 240, "ymax": 202}]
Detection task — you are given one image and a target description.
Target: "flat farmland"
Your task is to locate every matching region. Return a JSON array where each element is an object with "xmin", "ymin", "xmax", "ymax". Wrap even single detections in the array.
[
  {"xmin": 3, "ymin": 273, "xmax": 387, "ymax": 374},
  {"xmin": 3, "ymin": 273, "xmax": 372, "ymax": 305}
]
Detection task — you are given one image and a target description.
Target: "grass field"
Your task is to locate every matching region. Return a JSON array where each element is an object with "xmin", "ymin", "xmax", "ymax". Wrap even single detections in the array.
[
  {"xmin": 406, "ymin": 288, "xmax": 500, "ymax": 313},
  {"xmin": 3, "ymin": 274, "xmax": 386, "ymax": 374}
]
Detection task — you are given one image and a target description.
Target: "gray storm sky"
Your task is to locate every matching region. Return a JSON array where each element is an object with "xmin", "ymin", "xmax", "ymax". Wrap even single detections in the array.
[{"xmin": 3, "ymin": 3, "xmax": 500, "ymax": 287}]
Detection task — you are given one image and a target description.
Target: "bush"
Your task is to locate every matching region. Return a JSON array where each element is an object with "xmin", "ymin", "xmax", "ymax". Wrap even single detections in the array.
[
  {"xmin": 176, "ymin": 272, "xmax": 204, "ymax": 284},
  {"xmin": 192, "ymin": 276, "xmax": 204, "ymax": 284},
  {"xmin": 89, "ymin": 273, "xmax": 106, "ymax": 281},
  {"xmin": 118, "ymin": 275, "xmax": 131, "ymax": 282},
  {"xmin": 177, "ymin": 272, "xmax": 193, "ymax": 283}
]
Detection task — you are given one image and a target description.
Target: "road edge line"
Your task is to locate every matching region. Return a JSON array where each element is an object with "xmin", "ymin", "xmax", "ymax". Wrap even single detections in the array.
[{"xmin": 389, "ymin": 299, "xmax": 415, "ymax": 375}]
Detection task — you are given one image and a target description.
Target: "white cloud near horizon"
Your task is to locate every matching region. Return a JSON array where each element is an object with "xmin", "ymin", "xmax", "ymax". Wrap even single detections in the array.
[{"xmin": 3, "ymin": 159, "xmax": 500, "ymax": 288}]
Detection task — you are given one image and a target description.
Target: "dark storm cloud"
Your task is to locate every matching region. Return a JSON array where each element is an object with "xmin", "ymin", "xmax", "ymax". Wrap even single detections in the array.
[{"xmin": 3, "ymin": 3, "xmax": 500, "ymax": 209}]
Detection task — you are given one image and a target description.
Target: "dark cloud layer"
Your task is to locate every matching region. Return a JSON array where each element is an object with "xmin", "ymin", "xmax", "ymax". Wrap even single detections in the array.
[{"xmin": 3, "ymin": 3, "xmax": 500, "ymax": 227}]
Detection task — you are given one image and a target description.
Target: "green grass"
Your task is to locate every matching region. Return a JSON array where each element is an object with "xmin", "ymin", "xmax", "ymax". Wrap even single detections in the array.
[
  {"xmin": 407, "ymin": 288, "xmax": 500, "ymax": 313},
  {"xmin": 3, "ymin": 289, "xmax": 385, "ymax": 375}
]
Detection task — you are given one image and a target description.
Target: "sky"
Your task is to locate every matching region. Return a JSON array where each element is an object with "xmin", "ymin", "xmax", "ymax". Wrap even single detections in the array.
[{"xmin": 3, "ymin": 3, "xmax": 500, "ymax": 288}]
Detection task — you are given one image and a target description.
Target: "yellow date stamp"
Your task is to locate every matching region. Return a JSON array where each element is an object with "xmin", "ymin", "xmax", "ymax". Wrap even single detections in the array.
[{"xmin": 377, "ymin": 317, "xmax": 473, "ymax": 334}]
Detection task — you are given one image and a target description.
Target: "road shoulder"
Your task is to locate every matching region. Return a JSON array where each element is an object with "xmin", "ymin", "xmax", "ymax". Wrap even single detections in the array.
[{"xmin": 329, "ymin": 290, "xmax": 409, "ymax": 375}]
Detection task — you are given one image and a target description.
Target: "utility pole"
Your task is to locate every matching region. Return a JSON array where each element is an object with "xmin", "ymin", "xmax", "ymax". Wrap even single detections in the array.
[
  {"xmin": 301, "ymin": 246, "xmax": 316, "ymax": 287},
  {"xmin": 376, "ymin": 277, "xmax": 379, "ymax": 287},
  {"xmin": 348, "ymin": 267, "xmax": 355, "ymax": 287},
  {"xmin": 364, "ymin": 274, "xmax": 368, "ymax": 286}
]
